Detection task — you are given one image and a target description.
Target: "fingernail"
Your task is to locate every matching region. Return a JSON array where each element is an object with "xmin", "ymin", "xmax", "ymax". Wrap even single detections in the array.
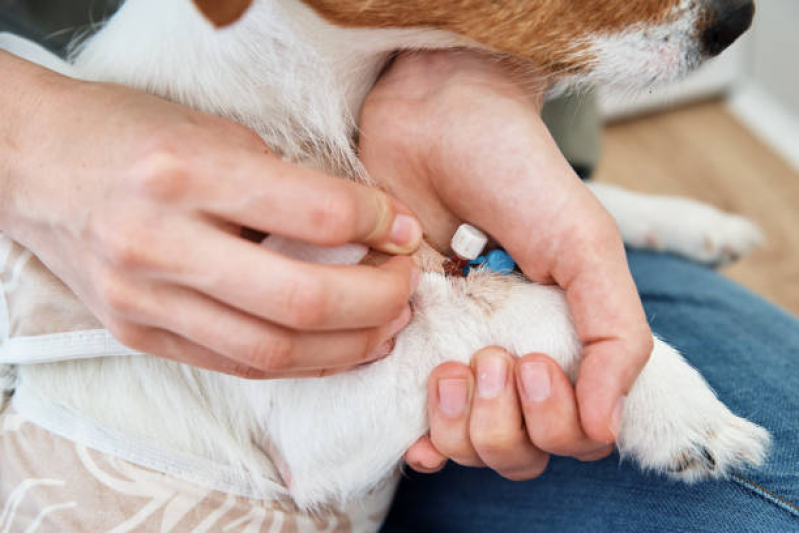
[
  {"xmin": 610, "ymin": 396, "xmax": 626, "ymax": 439},
  {"xmin": 519, "ymin": 362, "xmax": 551, "ymax": 402},
  {"xmin": 390, "ymin": 214, "xmax": 422, "ymax": 248},
  {"xmin": 477, "ymin": 357, "xmax": 507, "ymax": 399},
  {"xmin": 438, "ymin": 379, "xmax": 469, "ymax": 418}
]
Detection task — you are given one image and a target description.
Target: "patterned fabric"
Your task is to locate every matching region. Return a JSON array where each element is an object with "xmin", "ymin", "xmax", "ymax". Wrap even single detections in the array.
[
  {"xmin": 0, "ymin": 232, "xmax": 399, "ymax": 530},
  {"xmin": 0, "ymin": 234, "xmax": 101, "ymax": 341},
  {"xmin": 0, "ymin": 408, "xmax": 394, "ymax": 532}
]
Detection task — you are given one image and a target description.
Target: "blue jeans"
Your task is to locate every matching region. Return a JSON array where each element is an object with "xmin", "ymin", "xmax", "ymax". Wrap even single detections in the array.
[{"xmin": 382, "ymin": 250, "xmax": 799, "ymax": 532}]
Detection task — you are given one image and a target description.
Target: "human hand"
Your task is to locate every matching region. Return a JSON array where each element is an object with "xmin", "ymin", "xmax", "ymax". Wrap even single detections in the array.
[
  {"xmin": 0, "ymin": 51, "xmax": 421, "ymax": 379},
  {"xmin": 404, "ymin": 348, "xmax": 615, "ymax": 477},
  {"xmin": 359, "ymin": 52, "xmax": 652, "ymax": 475}
]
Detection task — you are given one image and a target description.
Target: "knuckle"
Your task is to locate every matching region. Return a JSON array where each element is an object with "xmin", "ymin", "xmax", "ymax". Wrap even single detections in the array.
[
  {"xmin": 276, "ymin": 278, "xmax": 327, "ymax": 329},
  {"xmin": 245, "ymin": 334, "xmax": 295, "ymax": 372},
  {"xmin": 131, "ymin": 150, "xmax": 193, "ymax": 203},
  {"xmin": 533, "ymin": 432, "xmax": 575, "ymax": 455},
  {"xmin": 100, "ymin": 230, "xmax": 156, "ymax": 269},
  {"xmin": 429, "ymin": 431, "xmax": 467, "ymax": 460},
  {"xmin": 635, "ymin": 334, "xmax": 655, "ymax": 364},
  {"xmin": 106, "ymin": 320, "xmax": 149, "ymax": 350},
  {"xmin": 471, "ymin": 429, "xmax": 519, "ymax": 457},
  {"xmin": 620, "ymin": 331, "xmax": 655, "ymax": 371},
  {"xmin": 96, "ymin": 276, "xmax": 141, "ymax": 318},
  {"xmin": 227, "ymin": 363, "xmax": 270, "ymax": 380},
  {"xmin": 379, "ymin": 283, "xmax": 411, "ymax": 321},
  {"xmin": 308, "ymin": 191, "xmax": 358, "ymax": 244},
  {"xmin": 577, "ymin": 446, "xmax": 614, "ymax": 463},
  {"xmin": 503, "ymin": 457, "xmax": 549, "ymax": 481}
]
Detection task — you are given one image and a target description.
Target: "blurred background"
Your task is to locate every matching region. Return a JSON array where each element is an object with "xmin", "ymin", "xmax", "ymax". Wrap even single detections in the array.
[
  {"xmin": 2, "ymin": 0, "xmax": 797, "ymax": 315},
  {"xmin": 597, "ymin": 0, "xmax": 799, "ymax": 316}
]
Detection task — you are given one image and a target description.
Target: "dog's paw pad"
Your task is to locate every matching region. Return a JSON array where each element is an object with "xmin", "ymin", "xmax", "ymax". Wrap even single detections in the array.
[{"xmin": 667, "ymin": 445, "xmax": 716, "ymax": 477}]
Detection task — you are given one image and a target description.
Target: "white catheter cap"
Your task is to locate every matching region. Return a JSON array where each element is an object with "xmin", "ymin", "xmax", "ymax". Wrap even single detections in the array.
[{"xmin": 451, "ymin": 224, "xmax": 489, "ymax": 261}]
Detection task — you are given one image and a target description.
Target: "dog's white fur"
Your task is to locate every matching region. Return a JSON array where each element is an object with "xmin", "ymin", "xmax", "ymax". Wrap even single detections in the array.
[{"xmin": 0, "ymin": 0, "xmax": 770, "ymax": 512}]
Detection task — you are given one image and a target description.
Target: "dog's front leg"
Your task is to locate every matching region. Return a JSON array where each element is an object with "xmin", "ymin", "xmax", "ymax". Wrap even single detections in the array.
[
  {"xmin": 588, "ymin": 182, "xmax": 763, "ymax": 265},
  {"xmin": 263, "ymin": 268, "xmax": 769, "ymax": 510}
]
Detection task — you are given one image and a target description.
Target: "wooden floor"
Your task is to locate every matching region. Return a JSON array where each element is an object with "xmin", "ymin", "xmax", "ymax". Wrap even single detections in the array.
[{"xmin": 594, "ymin": 100, "xmax": 799, "ymax": 317}]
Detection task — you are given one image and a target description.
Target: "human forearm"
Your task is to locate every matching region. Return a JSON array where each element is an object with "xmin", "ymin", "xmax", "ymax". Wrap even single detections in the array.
[{"xmin": 0, "ymin": 50, "xmax": 70, "ymax": 233}]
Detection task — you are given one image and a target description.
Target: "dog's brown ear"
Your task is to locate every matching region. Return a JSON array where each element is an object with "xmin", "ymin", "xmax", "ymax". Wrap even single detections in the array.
[{"xmin": 192, "ymin": 0, "xmax": 253, "ymax": 27}]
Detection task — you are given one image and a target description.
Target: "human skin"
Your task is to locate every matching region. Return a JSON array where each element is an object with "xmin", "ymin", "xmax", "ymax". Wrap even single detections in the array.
[
  {"xmin": 0, "ymin": 48, "xmax": 650, "ymax": 479},
  {"xmin": 360, "ymin": 52, "xmax": 652, "ymax": 476},
  {"xmin": 0, "ymin": 49, "xmax": 422, "ymax": 379}
]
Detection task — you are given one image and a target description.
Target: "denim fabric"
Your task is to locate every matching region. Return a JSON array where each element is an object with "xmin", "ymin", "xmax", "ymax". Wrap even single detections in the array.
[{"xmin": 383, "ymin": 250, "xmax": 799, "ymax": 532}]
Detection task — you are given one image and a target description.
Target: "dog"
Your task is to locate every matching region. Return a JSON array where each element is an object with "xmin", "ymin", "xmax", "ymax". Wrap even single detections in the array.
[{"xmin": 0, "ymin": 0, "xmax": 769, "ymax": 530}]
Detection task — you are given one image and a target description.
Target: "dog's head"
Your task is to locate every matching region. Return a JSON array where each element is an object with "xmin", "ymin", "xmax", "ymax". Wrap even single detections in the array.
[{"xmin": 194, "ymin": 0, "xmax": 753, "ymax": 90}]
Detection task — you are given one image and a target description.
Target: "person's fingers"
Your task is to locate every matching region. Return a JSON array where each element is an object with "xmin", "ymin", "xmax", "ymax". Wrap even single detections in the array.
[
  {"xmin": 149, "ymin": 148, "xmax": 423, "ymax": 254},
  {"xmin": 470, "ymin": 182, "xmax": 650, "ymax": 445},
  {"xmin": 428, "ymin": 362, "xmax": 485, "ymax": 467},
  {"xmin": 431, "ymin": 106, "xmax": 652, "ymax": 446},
  {"xmin": 516, "ymin": 354, "xmax": 614, "ymax": 459},
  {"xmin": 551, "ymin": 212, "xmax": 652, "ymax": 444},
  {"xmin": 472, "ymin": 208, "xmax": 650, "ymax": 444},
  {"xmin": 125, "ymin": 220, "xmax": 419, "ymax": 332},
  {"xmin": 109, "ymin": 281, "xmax": 413, "ymax": 373},
  {"xmin": 105, "ymin": 324, "xmax": 340, "ymax": 380},
  {"xmin": 404, "ymin": 437, "xmax": 448, "ymax": 474},
  {"xmin": 469, "ymin": 348, "xmax": 549, "ymax": 480}
]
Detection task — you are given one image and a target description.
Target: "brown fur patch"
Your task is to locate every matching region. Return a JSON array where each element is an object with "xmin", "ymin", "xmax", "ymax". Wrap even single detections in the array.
[
  {"xmin": 192, "ymin": 0, "xmax": 253, "ymax": 27},
  {"xmin": 301, "ymin": 0, "xmax": 683, "ymax": 74},
  {"xmin": 462, "ymin": 270, "xmax": 517, "ymax": 316}
]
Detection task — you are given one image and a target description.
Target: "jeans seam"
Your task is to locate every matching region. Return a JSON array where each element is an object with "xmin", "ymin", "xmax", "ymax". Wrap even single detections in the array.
[{"xmin": 732, "ymin": 474, "xmax": 799, "ymax": 519}]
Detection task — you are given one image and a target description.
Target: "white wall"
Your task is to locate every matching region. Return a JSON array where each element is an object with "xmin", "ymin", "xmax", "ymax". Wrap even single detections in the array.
[
  {"xmin": 730, "ymin": 0, "xmax": 799, "ymax": 170},
  {"xmin": 748, "ymin": 0, "xmax": 799, "ymax": 115},
  {"xmin": 600, "ymin": 1, "xmax": 799, "ymax": 170}
]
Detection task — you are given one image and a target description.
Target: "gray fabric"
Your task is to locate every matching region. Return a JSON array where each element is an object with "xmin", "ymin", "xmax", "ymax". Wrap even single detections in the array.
[
  {"xmin": 0, "ymin": 0, "xmax": 120, "ymax": 54},
  {"xmin": 542, "ymin": 92, "xmax": 603, "ymax": 176}
]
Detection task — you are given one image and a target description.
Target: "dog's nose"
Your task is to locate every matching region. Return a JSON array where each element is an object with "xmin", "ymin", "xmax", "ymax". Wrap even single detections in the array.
[{"xmin": 701, "ymin": 0, "xmax": 755, "ymax": 57}]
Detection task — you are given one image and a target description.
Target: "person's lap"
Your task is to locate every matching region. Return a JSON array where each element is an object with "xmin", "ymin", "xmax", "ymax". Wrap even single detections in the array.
[{"xmin": 382, "ymin": 250, "xmax": 799, "ymax": 532}]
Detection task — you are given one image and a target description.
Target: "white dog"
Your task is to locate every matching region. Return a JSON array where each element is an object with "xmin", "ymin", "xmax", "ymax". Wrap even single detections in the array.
[{"xmin": 0, "ymin": 0, "xmax": 770, "ymax": 530}]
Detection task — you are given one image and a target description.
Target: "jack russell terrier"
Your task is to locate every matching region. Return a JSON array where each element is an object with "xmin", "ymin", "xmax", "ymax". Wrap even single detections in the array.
[{"xmin": 0, "ymin": 0, "xmax": 769, "ymax": 530}]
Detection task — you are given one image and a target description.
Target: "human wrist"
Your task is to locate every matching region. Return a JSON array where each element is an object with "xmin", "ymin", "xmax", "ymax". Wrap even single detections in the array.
[{"xmin": 0, "ymin": 51, "xmax": 75, "ymax": 236}]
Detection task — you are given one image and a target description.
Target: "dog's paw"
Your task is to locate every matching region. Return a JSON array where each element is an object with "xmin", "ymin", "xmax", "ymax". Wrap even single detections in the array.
[
  {"xmin": 686, "ymin": 212, "xmax": 764, "ymax": 266},
  {"xmin": 663, "ymin": 415, "xmax": 770, "ymax": 482},
  {"xmin": 589, "ymin": 183, "xmax": 764, "ymax": 265},
  {"xmin": 621, "ymin": 407, "xmax": 770, "ymax": 482},
  {"xmin": 618, "ymin": 337, "xmax": 771, "ymax": 482},
  {"xmin": 625, "ymin": 202, "xmax": 763, "ymax": 266}
]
